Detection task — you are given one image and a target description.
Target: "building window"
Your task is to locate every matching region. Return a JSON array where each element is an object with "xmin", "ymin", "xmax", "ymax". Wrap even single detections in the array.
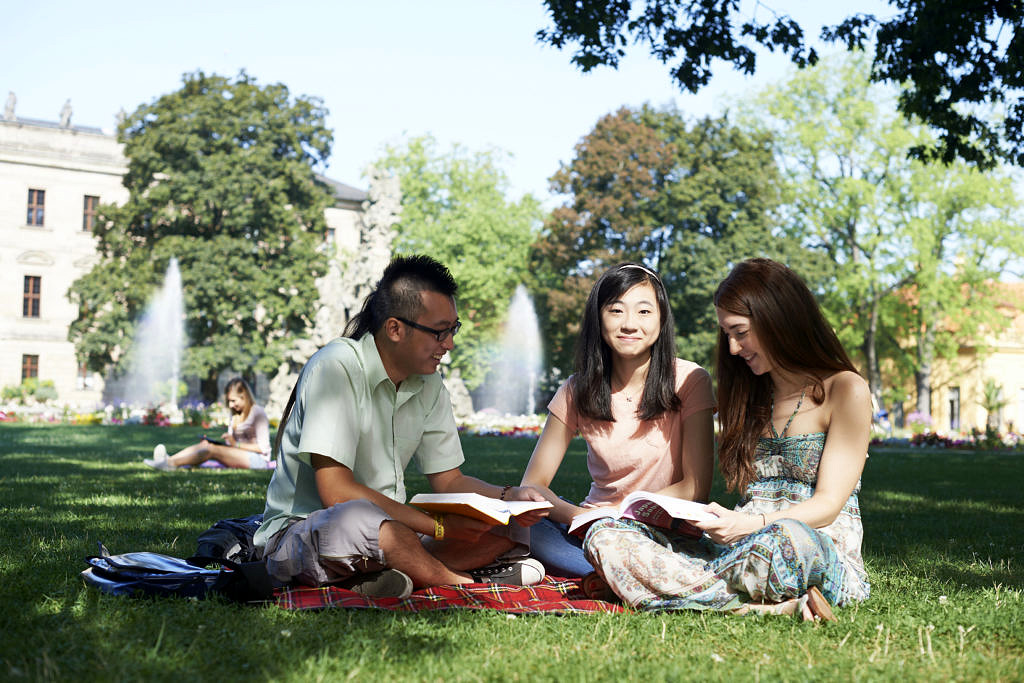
[
  {"xmin": 948, "ymin": 387, "xmax": 960, "ymax": 432},
  {"xmin": 22, "ymin": 355, "xmax": 39, "ymax": 381},
  {"xmin": 83, "ymin": 195, "xmax": 99, "ymax": 231},
  {"xmin": 325, "ymin": 227, "xmax": 336, "ymax": 243},
  {"xmin": 23, "ymin": 276, "xmax": 41, "ymax": 318},
  {"xmin": 27, "ymin": 189, "xmax": 45, "ymax": 226}
]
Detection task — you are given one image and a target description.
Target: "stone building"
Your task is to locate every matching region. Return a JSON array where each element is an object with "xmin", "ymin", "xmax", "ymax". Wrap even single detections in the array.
[
  {"xmin": 0, "ymin": 105, "xmax": 129, "ymax": 406},
  {"xmin": 0, "ymin": 101, "xmax": 365, "ymax": 408},
  {"xmin": 922, "ymin": 283, "xmax": 1024, "ymax": 435}
]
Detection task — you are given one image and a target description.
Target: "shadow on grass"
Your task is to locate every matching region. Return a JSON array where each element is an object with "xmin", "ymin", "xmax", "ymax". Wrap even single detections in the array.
[
  {"xmin": 860, "ymin": 449, "xmax": 1023, "ymax": 589},
  {"xmin": 1, "ymin": 425, "xmax": 1022, "ymax": 678}
]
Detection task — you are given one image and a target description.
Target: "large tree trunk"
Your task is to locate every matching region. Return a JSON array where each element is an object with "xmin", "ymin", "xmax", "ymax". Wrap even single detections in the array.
[
  {"xmin": 242, "ymin": 369, "xmax": 258, "ymax": 395},
  {"xmin": 863, "ymin": 296, "xmax": 883, "ymax": 410},
  {"xmin": 915, "ymin": 316, "xmax": 937, "ymax": 416},
  {"xmin": 200, "ymin": 373, "xmax": 220, "ymax": 404}
]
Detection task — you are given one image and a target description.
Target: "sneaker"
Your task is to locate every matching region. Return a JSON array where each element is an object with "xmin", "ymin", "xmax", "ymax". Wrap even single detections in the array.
[
  {"xmin": 153, "ymin": 444, "xmax": 168, "ymax": 461},
  {"xmin": 343, "ymin": 569, "xmax": 413, "ymax": 599},
  {"xmin": 143, "ymin": 458, "xmax": 174, "ymax": 471},
  {"xmin": 471, "ymin": 558, "xmax": 545, "ymax": 586}
]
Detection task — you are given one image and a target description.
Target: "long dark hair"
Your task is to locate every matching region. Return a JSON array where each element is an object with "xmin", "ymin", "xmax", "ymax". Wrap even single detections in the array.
[
  {"xmin": 343, "ymin": 254, "xmax": 458, "ymax": 339},
  {"xmin": 714, "ymin": 258, "xmax": 859, "ymax": 492},
  {"xmin": 573, "ymin": 262, "xmax": 680, "ymax": 421}
]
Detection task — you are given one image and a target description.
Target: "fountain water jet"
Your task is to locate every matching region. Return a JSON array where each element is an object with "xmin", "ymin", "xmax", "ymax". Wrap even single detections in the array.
[
  {"xmin": 477, "ymin": 285, "xmax": 543, "ymax": 415},
  {"xmin": 123, "ymin": 258, "xmax": 186, "ymax": 407}
]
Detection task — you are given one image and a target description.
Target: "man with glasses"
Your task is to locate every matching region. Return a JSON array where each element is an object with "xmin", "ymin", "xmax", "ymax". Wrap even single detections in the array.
[{"xmin": 255, "ymin": 255, "xmax": 547, "ymax": 598}]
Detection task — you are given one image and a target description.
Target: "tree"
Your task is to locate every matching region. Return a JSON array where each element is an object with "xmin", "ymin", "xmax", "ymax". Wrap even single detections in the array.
[
  {"xmin": 537, "ymin": 0, "xmax": 1024, "ymax": 168},
  {"xmin": 69, "ymin": 71, "xmax": 333, "ymax": 401},
  {"xmin": 741, "ymin": 52, "xmax": 1024, "ymax": 415},
  {"xmin": 531, "ymin": 105, "xmax": 790, "ymax": 375},
  {"xmin": 373, "ymin": 136, "xmax": 543, "ymax": 390},
  {"xmin": 740, "ymin": 52, "xmax": 919, "ymax": 407},
  {"xmin": 891, "ymin": 159, "xmax": 1023, "ymax": 415},
  {"xmin": 980, "ymin": 378, "xmax": 1008, "ymax": 431}
]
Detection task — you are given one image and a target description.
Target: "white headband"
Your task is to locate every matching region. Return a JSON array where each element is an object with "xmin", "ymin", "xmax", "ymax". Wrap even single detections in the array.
[{"xmin": 619, "ymin": 264, "xmax": 659, "ymax": 279}]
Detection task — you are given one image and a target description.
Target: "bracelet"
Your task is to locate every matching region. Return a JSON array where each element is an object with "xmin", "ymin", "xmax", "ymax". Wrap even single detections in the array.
[
  {"xmin": 432, "ymin": 513, "xmax": 445, "ymax": 541},
  {"xmin": 500, "ymin": 485, "xmax": 512, "ymax": 501}
]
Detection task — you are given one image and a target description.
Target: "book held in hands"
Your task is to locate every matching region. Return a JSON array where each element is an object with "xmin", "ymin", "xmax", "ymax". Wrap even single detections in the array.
[
  {"xmin": 409, "ymin": 492, "xmax": 553, "ymax": 526},
  {"xmin": 568, "ymin": 491, "xmax": 717, "ymax": 537}
]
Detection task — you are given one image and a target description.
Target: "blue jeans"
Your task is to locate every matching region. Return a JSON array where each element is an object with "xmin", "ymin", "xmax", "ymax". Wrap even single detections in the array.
[{"xmin": 528, "ymin": 517, "xmax": 595, "ymax": 578}]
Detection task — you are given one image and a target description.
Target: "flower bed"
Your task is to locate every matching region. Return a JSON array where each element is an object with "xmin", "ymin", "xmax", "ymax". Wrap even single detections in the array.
[
  {"xmin": 458, "ymin": 412, "xmax": 545, "ymax": 437},
  {"xmin": 0, "ymin": 400, "xmax": 229, "ymax": 427},
  {"xmin": 872, "ymin": 428, "xmax": 1024, "ymax": 451}
]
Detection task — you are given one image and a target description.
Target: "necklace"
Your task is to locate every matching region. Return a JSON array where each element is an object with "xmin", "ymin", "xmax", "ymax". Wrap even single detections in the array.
[
  {"xmin": 769, "ymin": 387, "xmax": 806, "ymax": 439},
  {"xmin": 616, "ymin": 386, "xmax": 642, "ymax": 403},
  {"xmin": 613, "ymin": 372, "xmax": 647, "ymax": 403}
]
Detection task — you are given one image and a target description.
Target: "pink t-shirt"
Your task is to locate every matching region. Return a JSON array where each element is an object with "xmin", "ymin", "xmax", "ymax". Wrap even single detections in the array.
[{"xmin": 548, "ymin": 358, "xmax": 715, "ymax": 508}]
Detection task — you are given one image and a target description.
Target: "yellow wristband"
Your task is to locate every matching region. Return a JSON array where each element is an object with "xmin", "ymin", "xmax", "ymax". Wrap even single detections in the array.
[{"xmin": 432, "ymin": 513, "xmax": 445, "ymax": 541}]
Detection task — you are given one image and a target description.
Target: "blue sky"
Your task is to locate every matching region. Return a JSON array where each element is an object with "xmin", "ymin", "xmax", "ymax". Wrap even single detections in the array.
[{"xmin": 3, "ymin": 1, "xmax": 889, "ymax": 202}]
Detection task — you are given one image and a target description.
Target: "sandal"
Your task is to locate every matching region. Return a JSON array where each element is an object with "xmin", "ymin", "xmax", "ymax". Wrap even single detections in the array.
[
  {"xmin": 581, "ymin": 572, "xmax": 618, "ymax": 602},
  {"xmin": 803, "ymin": 586, "xmax": 837, "ymax": 622}
]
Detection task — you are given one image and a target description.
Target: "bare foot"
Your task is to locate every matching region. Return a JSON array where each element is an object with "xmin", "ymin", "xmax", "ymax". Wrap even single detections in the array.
[
  {"xmin": 733, "ymin": 597, "xmax": 803, "ymax": 617},
  {"xmin": 581, "ymin": 572, "xmax": 618, "ymax": 602}
]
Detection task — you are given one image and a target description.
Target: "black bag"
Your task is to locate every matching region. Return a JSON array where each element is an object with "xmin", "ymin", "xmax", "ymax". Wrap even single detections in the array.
[
  {"xmin": 188, "ymin": 513, "xmax": 263, "ymax": 566},
  {"xmin": 82, "ymin": 543, "xmax": 275, "ymax": 603}
]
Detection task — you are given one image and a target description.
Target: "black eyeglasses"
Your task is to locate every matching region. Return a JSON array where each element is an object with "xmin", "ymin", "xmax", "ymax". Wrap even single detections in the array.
[{"xmin": 395, "ymin": 317, "xmax": 462, "ymax": 342}]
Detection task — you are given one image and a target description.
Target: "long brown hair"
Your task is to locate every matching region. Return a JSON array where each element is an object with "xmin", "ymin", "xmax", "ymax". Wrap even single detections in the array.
[
  {"xmin": 714, "ymin": 259, "xmax": 859, "ymax": 492},
  {"xmin": 224, "ymin": 377, "xmax": 255, "ymax": 424}
]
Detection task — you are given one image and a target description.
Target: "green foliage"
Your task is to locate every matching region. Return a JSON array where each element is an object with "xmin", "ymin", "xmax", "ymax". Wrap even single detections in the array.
[
  {"xmin": 538, "ymin": 0, "xmax": 1024, "ymax": 168},
  {"xmin": 68, "ymin": 71, "xmax": 333, "ymax": 396},
  {"xmin": 979, "ymin": 378, "xmax": 1009, "ymax": 431},
  {"xmin": 532, "ymin": 105, "xmax": 790, "ymax": 374},
  {"xmin": 1, "ymin": 425, "xmax": 1022, "ymax": 680},
  {"xmin": 1, "ymin": 378, "xmax": 57, "ymax": 404},
  {"xmin": 741, "ymin": 52, "xmax": 1024, "ymax": 411},
  {"xmin": 374, "ymin": 136, "xmax": 544, "ymax": 389},
  {"xmin": 537, "ymin": 0, "xmax": 816, "ymax": 87},
  {"xmin": 825, "ymin": 1, "xmax": 1024, "ymax": 168}
]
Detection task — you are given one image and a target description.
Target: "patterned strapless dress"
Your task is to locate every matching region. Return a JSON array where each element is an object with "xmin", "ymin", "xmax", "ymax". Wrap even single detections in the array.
[{"xmin": 583, "ymin": 428, "xmax": 870, "ymax": 611}]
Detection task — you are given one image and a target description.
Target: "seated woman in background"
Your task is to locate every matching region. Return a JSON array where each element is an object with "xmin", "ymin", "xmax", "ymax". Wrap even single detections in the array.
[
  {"xmin": 144, "ymin": 378, "xmax": 272, "ymax": 471},
  {"xmin": 519, "ymin": 262, "xmax": 715, "ymax": 578},
  {"xmin": 583, "ymin": 258, "xmax": 872, "ymax": 620}
]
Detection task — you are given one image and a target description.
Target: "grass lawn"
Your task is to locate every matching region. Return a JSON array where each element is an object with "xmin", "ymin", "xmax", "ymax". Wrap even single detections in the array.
[{"xmin": 1, "ymin": 424, "xmax": 1022, "ymax": 681}]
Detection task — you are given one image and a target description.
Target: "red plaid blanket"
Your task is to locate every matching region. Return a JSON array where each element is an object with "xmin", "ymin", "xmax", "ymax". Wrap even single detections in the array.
[{"xmin": 275, "ymin": 576, "xmax": 625, "ymax": 614}]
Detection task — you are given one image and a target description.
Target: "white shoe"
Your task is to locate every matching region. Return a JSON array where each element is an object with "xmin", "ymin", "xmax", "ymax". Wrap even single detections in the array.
[
  {"xmin": 143, "ymin": 458, "xmax": 174, "ymax": 471},
  {"xmin": 153, "ymin": 444, "xmax": 167, "ymax": 462}
]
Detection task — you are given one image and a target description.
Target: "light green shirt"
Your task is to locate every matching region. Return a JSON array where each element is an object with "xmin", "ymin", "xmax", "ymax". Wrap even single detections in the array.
[{"xmin": 255, "ymin": 333, "xmax": 465, "ymax": 547}]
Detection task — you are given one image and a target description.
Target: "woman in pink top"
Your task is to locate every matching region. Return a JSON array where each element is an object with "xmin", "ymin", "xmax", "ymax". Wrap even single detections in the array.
[
  {"xmin": 520, "ymin": 263, "xmax": 715, "ymax": 578},
  {"xmin": 143, "ymin": 378, "xmax": 272, "ymax": 471}
]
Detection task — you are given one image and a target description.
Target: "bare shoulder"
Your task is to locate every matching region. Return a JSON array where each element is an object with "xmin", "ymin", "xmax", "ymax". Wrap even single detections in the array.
[{"xmin": 825, "ymin": 371, "xmax": 871, "ymax": 410}]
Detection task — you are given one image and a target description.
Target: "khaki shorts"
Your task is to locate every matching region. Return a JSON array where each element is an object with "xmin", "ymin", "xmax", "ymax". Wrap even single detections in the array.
[
  {"xmin": 262, "ymin": 498, "xmax": 531, "ymax": 587},
  {"xmin": 262, "ymin": 499, "xmax": 391, "ymax": 586}
]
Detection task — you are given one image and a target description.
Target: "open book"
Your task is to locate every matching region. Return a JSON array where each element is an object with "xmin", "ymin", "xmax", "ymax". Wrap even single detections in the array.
[
  {"xmin": 567, "ymin": 491, "xmax": 717, "ymax": 537},
  {"xmin": 409, "ymin": 493, "xmax": 553, "ymax": 526}
]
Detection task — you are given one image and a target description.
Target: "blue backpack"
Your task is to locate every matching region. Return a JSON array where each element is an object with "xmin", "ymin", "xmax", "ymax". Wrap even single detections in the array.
[
  {"xmin": 83, "ymin": 545, "xmax": 228, "ymax": 599},
  {"xmin": 83, "ymin": 538, "xmax": 275, "ymax": 603}
]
